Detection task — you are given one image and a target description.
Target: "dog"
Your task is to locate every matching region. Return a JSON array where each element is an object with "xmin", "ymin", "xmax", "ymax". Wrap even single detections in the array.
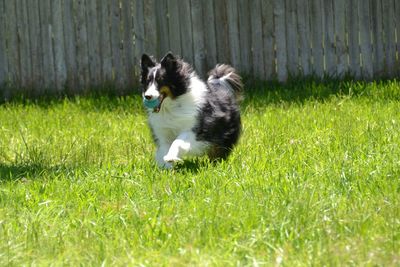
[{"xmin": 140, "ymin": 52, "xmax": 243, "ymax": 168}]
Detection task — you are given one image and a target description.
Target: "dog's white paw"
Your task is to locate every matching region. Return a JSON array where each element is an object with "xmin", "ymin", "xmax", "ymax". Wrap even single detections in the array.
[{"xmin": 163, "ymin": 154, "xmax": 182, "ymax": 163}]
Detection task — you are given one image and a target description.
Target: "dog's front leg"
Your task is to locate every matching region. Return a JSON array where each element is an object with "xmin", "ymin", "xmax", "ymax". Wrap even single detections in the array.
[
  {"xmin": 156, "ymin": 144, "xmax": 173, "ymax": 169},
  {"xmin": 163, "ymin": 131, "xmax": 208, "ymax": 164}
]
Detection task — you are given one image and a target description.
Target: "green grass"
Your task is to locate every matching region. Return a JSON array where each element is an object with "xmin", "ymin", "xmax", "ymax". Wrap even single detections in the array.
[{"xmin": 0, "ymin": 79, "xmax": 399, "ymax": 266}]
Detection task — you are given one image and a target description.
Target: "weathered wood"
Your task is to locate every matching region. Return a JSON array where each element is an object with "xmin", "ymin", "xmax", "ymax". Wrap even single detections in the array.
[
  {"xmin": 52, "ymin": 0, "xmax": 67, "ymax": 91},
  {"xmin": 238, "ymin": 0, "xmax": 251, "ymax": 73},
  {"xmin": 39, "ymin": 0, "xmax": 55, "ymax": 88},
  {"xmin": 16, "ymin": 0, "xmax": 32, "ymax": 88},
  {"xmin": 202, "ymin": 0, "xmax": 217, "ymax": 71},
  {"xmin": 110, "ymin": 0, "xmax": 125, "ymax": 88},
  {"xmin": 191, "ymin": 0, "xmax": 206, "ymax": 77},
  {"xmin": 262, "ymin": 0, "xmax": 276, "ymax": 79},
  {"xmin": 358, "ymin": 0, "xmax": 373, "ymax": 79},
  {"xmin": 63, "ymin": 0, "xmax": 77, "ymax": 90},
  {"xmin": 324, "ymin": 0, "xmax": 336, "ymax": 76},
  {"xmin": 214, "ymin": 0, "xmax": 230, "ymax": 64},
  {"xmin": 122, "ymin": 0, "xmax": 135, "ymax": 87},
  {"xmin": 274, "ymin": 0, "xmax": 288, "ymax": 81},
  {"xmin": 310, "ymin": 0, "xmax": 324, "ymax": 77},
  {"xmin": 86, "ymin": 0, "xmax": 101, "ymax": 87},
  {"xmin": 347, "ymin": 0, "xmax": 360, "ymax": 78},
  {"xmin": 3, "ymin": 0, "xmax": 400, "ymax": 92},
  {"xmin": 74, "ymin": 0, "xmax": 90, "ymax": 89},
  {"xmin": 144, "ymin": 0, "xmax": 158, "ymax": 58},
  {"xmin": 27, "ymin": 0, "xmax": 43, "ymax": 89},
  {"xmin": 178, "ymin": 0, "xmax": 193, "ymax": 63},
  {"xmin": 166, "ymin": 0, "xmax": 181, "ymax": 56},
  {"xmin": 297, "ymin": 0, "xmax": 311, "ymax": 76},
  {"xmin": 226, "ymin": 0, "xmax": 240, "ymax": 71},
  {"xmin": 371, "ymin": 0, "xmax": 384, "ymax": 77},
  {"xmin": 0, "ymin": 0, "xmax": 9, "ymax": 85},
  {"xmin": 396, "ymin": 0, "xmax": 400, "ymax": 75},
  {"xmin": 251, "ymin": 0, "xmax": 265, "ymax": 78},
  {"xmin": 155, "ymin": 0, "xmax": 169, "ymax": 58},
  {"xmin": 133, "ymin": 0, "xmax": 144, "ymax": 83},
  {"xmin": 7, "ymin": 0, "xmax": 19, "ymax": 86},
  {"xmin": 286, "ymin": 0, "xmax": 299, "ymax": 76},
  {"xmin": 382, "ymin": 0, "xmax": 396, "ymax": 77},
  {"xmin": 333, "ymin": 0, "xmax": 348, "ymax": 77},
  {"xmin": 98, "ymin": 0, "xmax": 112, "ymax": 83}
]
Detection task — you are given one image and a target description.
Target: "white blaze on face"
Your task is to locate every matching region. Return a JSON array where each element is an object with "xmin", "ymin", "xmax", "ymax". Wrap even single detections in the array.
[{"xmin": 144, "ymin": 69, "xmax": 160, "ymax": 100}]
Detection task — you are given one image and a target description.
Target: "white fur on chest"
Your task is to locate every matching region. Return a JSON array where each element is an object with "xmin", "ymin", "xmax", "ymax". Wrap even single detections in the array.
[{"xmin": 148, "ymin": 76, "xmax": 207, "ymax": 144}]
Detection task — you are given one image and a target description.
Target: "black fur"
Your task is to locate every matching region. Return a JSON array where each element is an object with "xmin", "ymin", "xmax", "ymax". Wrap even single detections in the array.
[{"xmin": 194, "ymin": 65, "xmax": 243, "ymax": 159}]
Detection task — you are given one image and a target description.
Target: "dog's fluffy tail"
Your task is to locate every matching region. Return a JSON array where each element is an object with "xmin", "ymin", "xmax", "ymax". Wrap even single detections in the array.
[{"xmin": 207, "ymin": 64, "xmax": 243, "ymax": 102}]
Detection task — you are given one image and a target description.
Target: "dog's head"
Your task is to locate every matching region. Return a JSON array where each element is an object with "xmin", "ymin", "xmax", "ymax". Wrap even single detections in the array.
[{"xmin": 141, "ymin": 52, "xmax": 191, "ymax": 112}]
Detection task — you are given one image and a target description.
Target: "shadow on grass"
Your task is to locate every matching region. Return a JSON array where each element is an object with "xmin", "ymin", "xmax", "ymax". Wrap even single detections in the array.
[
  {"xmin": 0, "ymin": 163, "xmax": 75, "ymax": 182},
  {"xmin": 1, "ymin": 76, "xmax": 399, "ymax": 112},
  {"xmin": 171, "ymin": 157, "xmax": 226, "ymax": 174},
  {"xmin": 242, "ymin": 75, "xmax": 400, "ymax": 108}
]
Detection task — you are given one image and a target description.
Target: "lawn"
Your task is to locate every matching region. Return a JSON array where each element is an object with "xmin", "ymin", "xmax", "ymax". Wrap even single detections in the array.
[{"xmin": 0, "ymin": 79, "xmax": 399, "ymax": 266}]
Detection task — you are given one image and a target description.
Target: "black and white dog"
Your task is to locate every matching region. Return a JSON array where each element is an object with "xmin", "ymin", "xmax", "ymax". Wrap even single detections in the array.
[{"xmin": 141, "ymin": 52, "xmax": 243, "ymax": 168}]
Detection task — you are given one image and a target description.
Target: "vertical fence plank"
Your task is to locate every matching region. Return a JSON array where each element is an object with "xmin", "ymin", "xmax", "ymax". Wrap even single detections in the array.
[
  {"xmin": 98, "ymin": 0, "xmax": 112, "ymax": 84},
  {"xmin": 63, "ymin": 0, "xmax": 77, "ymax": 91},
  {"xmin": 133, "ymin": 0, "xmax": 144, "ymax": 83},
  {"xmin": 86, "ymin": 0, "xmax": 101, "ymax": 87},
  {"xmin": 324, "ymin": 0, "xmax": 336, "ymax": 76},
  {"xmin": 178, "ymin": 1, "xmax": 193, "ymax": 63},
  {"xmin": 52, "ymin": 0, "xmax": 67, "ymax": 91},
  {"xmin": 238, "ymin": 0, "xmax": 251, "ymax": 73},
  {"xmin": 74, "ymin": 0, "xmax": 90, "ymax": 90},
  {"xmin": 286, "ymin": 0, "xmax": 299, "ymax": 76},
  {"xmin": 334, "ymin": 0, "xmax": 348, "ymax": 77},
  {"xmin": 310, "ymin": 0, "xmax": 324, "ymax": 77},
  {"xmin": 358, "ymin": 0, "xmax": 373, "ymax": 79},
  {"xmin": 274, "ymin": 0, "xmax": 288, "ymax": 81},
  {"xmin": 110, "ymin": 0, "xmax": 125, "ymax": 89},
  {"xmin": 166, "ymin": 0, "xmax": 181, "ymax": 57},
  {"xmin": 262, "ymin": 0, "xmax": 276, "ymax": 79},
  {"xmin": 4, "ymin": 1, "xmax": 20, "ymax": 86},
  {"xmin": 347, "ymin": 0, "xmax": 360, "ymax": 78},
  {"xmin": 39, "ymin": 0, "xmax": 55, "ymax": 88},
  {"xmin": 396, "ymin": 0, "xmax": 400, "ymax": 75},
  {"xmin": 144, "ymin": 0, "xmax": 158, "ymax": 58},
  {"xmin": 226, "ymin": 0, "xmax": 240, "ymax": 70},
  {"xmin": 214, "ymin": 0, "xmax": 230, "ymax": 64},
  {"xmin": 155, "ymin": 0, "xmax": 169, "ymax": 58},
  {"xmin": 382, "ymin": 0, "xmax": 396, "ymax": 77},
  {"xmin": 122, "ymin": 0, "xmax": 135, "ymax": 87},
  {"xmin": 371, "ymin": 0, "xmax": 384, "ymax": 77},
  {"xmin": 297, "ymin": 0, "xmax": 311, "ymax": 76},
  {"xmin": 0, "ymin": 0, "xmax": 8, "ymax": 85},
  {"xmin": 191, "ymin": 0, "xmax": 206, "ymax": 77},
  {"xmin": 16, "ymin": 0, "xmax": 32, "ymax": 88},
  {"xmin": 27, "ymin": 0, "xmax": 43, "ymax": 90},
  {"xmin": 203, "ymin": 0, "xmax": 217, "ymax": 71},
  {"xmin": 251, "ymin": 0, "xmax": 265, "ymax": 78}
]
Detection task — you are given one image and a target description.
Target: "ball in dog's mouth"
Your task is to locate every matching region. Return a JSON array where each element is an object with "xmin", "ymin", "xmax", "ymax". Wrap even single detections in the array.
[
  {"xmin": 153, "ymin": 94, "xmax": 165, "ymax": 113},
  {"xmin": 143, "ymin": 97, "xmax": 160, "ymax": 110}
]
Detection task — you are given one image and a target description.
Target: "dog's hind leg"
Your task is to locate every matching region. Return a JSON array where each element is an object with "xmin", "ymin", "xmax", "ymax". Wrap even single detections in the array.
[{"xmin": 163, "ymin": 131, "xmax": 208, "ymax": 164}]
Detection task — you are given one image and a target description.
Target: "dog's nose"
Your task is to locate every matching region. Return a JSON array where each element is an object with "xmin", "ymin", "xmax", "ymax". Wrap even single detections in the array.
[{"xmin": 144, "ymin": 95, "xmax": 152, "ymax": 100}]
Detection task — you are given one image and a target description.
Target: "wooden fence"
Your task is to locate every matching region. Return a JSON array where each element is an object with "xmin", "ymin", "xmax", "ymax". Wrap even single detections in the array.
[{"xmin": 0, "ymin": 0, "xmax": 400, "ymax": 95}]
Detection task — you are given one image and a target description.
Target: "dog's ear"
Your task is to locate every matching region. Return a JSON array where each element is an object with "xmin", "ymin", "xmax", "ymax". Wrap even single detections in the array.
[
  {"xmin": 141, "ymin": 54, "xmax": 155, "ymax": 83},
  {"xmin": 141, "ymin": 54, "xmax": 155, "ymax": 70},
  {"xmin": 161, "ymin": 52, "xmax": 177, "ymax": 72}
]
